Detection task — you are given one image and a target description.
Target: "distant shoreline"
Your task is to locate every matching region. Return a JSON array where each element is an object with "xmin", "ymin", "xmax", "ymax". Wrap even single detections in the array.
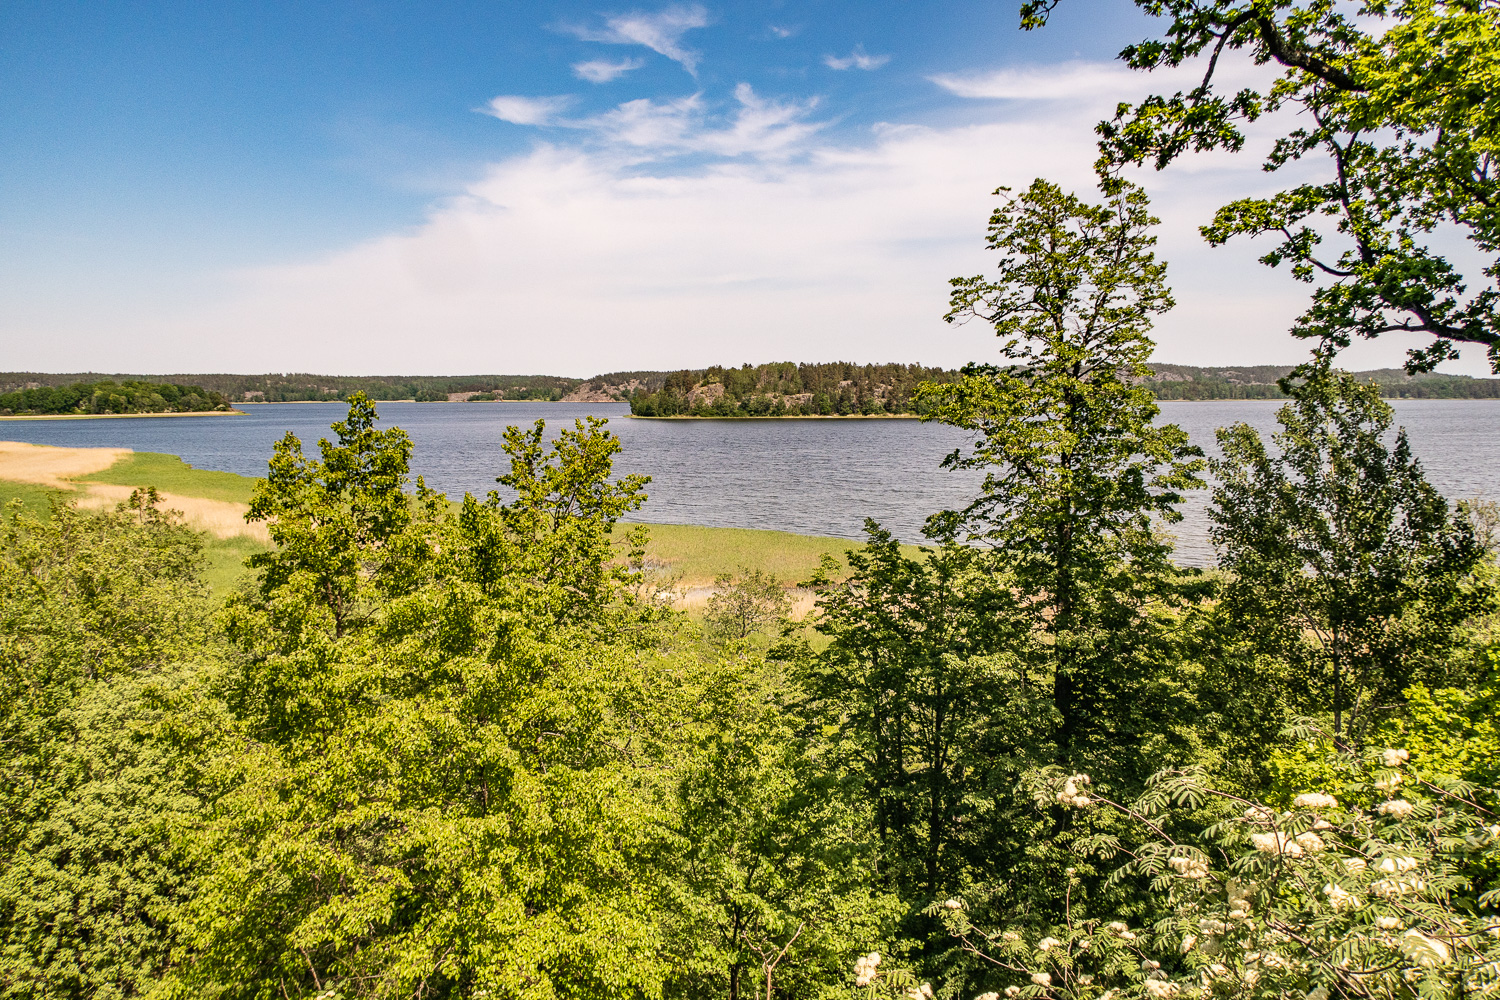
[{"xmin": 0, "ymin": 409, "xmax": 246, "ymax": 421}]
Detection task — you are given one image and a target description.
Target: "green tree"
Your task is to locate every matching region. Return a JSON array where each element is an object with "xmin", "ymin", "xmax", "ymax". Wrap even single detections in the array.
[
  {"xmin": 1210, "ymin": 367, "xmax": 1487, "ymax": 741},
  {"xmin": 806, "ymin": 529, "xmax": 1024, "ymax": 903},
  {"xmin": 0, "ymin": 492, "xmax": 214, "ymax": 999},
  {"xmin": 665, "ymin": 657, "xmax": 898, "ymax": 1000},
  {"xmin": 175, "ymin": 405, "xmax": 682, "ymax": 1000},
  {"xmin": 245, "ymin": 391, "xmax": 425, "ymax": 636},
  {"xmin": 703, "ymin": 568, "xmax": 794, "ymax": 645},
  {"xmin": 1022, "ymin": 0, "xmax": 1500, "ymax": 371},
  {"xmin": 916, "ymin": 178, "xmax": 1205, "ymax": 765}
]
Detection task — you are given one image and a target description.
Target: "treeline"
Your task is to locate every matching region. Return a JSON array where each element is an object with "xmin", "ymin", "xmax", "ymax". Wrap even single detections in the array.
[
  {"xmin": 0, "ymin": 379, "xmax": 232, "ymax": 416},
  {"xmin": 1146, "ymin": 363, "xmax": 1500, "ymax": 399},
  {"xmin": 0, "ymin": 372, "xmax": 582, "ymax": 403},
  {"xmin": 628, "ymin": 362, "xmax": 961, "ymax": 416}
]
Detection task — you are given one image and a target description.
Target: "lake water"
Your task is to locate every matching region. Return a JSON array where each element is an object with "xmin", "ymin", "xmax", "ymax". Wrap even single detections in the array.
[{"xmin": 3, "ymin": 398, "xmax": 1496, "ymax": 567}]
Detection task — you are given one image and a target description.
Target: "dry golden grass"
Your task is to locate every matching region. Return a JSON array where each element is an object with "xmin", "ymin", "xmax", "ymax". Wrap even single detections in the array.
[{"xmin": 0, "ymin": 441, "xmax": 268, "ymax": 543}]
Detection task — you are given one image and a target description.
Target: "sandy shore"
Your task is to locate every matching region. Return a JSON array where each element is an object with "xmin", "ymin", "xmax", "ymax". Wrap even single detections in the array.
[{"xmin": 0, "ymin": 441, "xmax": 268, "ymax": 542}]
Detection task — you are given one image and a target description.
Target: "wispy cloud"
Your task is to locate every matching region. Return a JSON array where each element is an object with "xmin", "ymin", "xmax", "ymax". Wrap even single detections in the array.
[
  {"xmin": 929, "ymin": 59, "xmax": 1249, "ymax": 101},
  {"xmin": 767, "ymin": 24, "xmax": 796, "ymax": 39},
  {"xmin": 824, "ymin": 45, "xmax": 890, "ymax": 71},
  {"xmin": 573, "ymin": 57, "xmax": 644, "ymax": 83},
  {"xmin": 559, "ymin": 4, "xmax": 709, "ymax": 76},
  {"xmin": 495, "ymin": 83, "xmax": 824, "ymax": 160},
  {"xmin": 480, "ymin": 95, "xmax": 574, "ymax": 126}
]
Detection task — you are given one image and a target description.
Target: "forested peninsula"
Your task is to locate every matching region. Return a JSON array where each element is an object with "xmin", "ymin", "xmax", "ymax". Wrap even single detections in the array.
[{"xmin": 0, "ymin": 379, "xmax": 234, "ymax": 416}]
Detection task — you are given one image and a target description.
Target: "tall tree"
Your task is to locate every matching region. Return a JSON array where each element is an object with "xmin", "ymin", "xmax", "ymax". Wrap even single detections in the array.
[
  {"xmin": 917, "ymin": 178, "xmax": 1205, "ymax": 765},
  {"xmin": 1210, "ymin": 366, "xmax": 1487, "ymax": 741},
  {"xmin": 1022, "ymin": 0, "xmax": 1500, "ymax": 372}
]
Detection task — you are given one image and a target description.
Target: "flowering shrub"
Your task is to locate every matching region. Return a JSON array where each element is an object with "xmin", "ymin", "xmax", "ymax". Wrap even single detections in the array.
[{"xmin": 858, "ymin": 743, "xmax": 1500, "ymax": 999}]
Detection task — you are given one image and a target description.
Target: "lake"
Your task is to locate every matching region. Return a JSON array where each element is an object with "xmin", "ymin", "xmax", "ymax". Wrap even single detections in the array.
[{"xmin": 3, "ymin": 398, "xmax": 1497, "ymax": 567}]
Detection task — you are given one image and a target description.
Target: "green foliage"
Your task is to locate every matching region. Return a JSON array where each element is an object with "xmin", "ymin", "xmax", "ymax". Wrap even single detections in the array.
[
  {"xmin": 0, "ymin": 380, "xmax": 231, "ymax": 415},
  {"xmin": 1023, "ymin": 0, "xmax": 1500, "ymax": 372},
  {"xmin": 906, "ymin": 748, "xmax": 1500, "ymax": 1000},
  {"xmin": 1210, "ymin": 368, "xmax": 1488, "ymax": 739},
  {"xmin": 917, "ymin": 178, "xmax": 1206, "ymax": 765},
  {"xmin": 0, "ymin": 492, "xmax": 214, "ymax": 998},
  {"xmin": 703, "ymin": 568, "xmax": 793, "ymax": 644},
  {"xmin": 173, "ymin": 400, "xmax": 701, "ymax": 999},
  {"xmin": 665, "ymin": 657, "xmax": 900, "ymax": 1000}
]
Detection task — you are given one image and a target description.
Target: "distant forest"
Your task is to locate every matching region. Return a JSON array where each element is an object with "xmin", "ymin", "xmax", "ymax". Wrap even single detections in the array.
[
  {"xmin": 0, "ymin": 380, "xmax": 232, "ymax": 416},
  {"xmin": 2, "ymin": 363, "xmax": 1496, "ymax": 411},
  {"xmin": 1146, "ymin": 363, "xmax": 1500, "ymax": 399},
  {"xmin": 0, "ymin": 372, "xmax": 581, "ymax": 403}
]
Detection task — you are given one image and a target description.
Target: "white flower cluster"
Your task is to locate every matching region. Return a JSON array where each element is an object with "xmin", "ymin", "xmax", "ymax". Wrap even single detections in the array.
[
  {"xmin": 1057, "ymin": 774, "xmax": 1092, "ymax": 809},
  {"xmin": 1227, "ymin": 882, "xmax": 1253, "ymax": 922},
  {"xmin": 1251, "ymin": 831, "xmax": 1304, "ymax": 856},
  {"xmin": 1323, "ymin": 883, "xmax": 1358, "ymax": 910},
  {"xmin": 1377, "ymin": 799, "xmax": 1415, "ymax": 819},
  {"xmin": 1037, "ymin": 936, "xmax": 1063, "ymax": 952},
  {"xmin": 905, "ymin": 983, "xmax": 935, "ymax": 999},
  {"xmin": 1168, "ymin": 855, "xmax": 1208, "ymax": 879},
  {"xmin": 1293, "ymin": 792, "xmax": 1339, "ymax": 809},
  {"xmin": 1398, "ymin": 930, "xmax": 1451, "ymax": 967},
  {"xmin": 1382, "ymin": 748, "xmax": 1410, "ymax": 768},
  {"xmin": 975, "ymin": 993, "xmax": 999, "ymax": 1000},
  {"xmin": 943, "ymin": 898, "xmax": 964, "ymax": 910},
  {"xmin": 854, "ymin": 952, "xmax": 882, "ymax": 987},
  {"xmin": 1370, "ymin": 855, "xmax": 1426, "ymax": 898}
]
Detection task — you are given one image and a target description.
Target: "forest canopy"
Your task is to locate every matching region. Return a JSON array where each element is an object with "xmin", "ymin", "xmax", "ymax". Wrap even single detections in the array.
[{"xmin": 0, "ymin": 380, "xmax": 233, "ymax": 416}]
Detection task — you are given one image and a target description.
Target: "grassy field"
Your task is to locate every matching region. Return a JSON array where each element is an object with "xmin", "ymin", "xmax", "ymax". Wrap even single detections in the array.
[
  {"xmin": 620, "ymin": 521, "xmax": 863, "ymax": 587},
  {"xmin": 79, "ymin": 451, "xmax": 259, "ymax": 504},
  {"xmin": 0, "ymin": 479, "xmax": 73, "ymax": 518}
]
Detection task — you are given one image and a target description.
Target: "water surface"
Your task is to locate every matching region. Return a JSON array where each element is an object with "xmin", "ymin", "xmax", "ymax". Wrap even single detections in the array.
[{"xmin": 4, "ymin": 398, "xmax": 1496, "ymax": 567}]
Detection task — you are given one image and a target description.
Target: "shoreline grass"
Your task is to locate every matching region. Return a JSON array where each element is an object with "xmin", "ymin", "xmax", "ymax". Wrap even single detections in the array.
[{"xmin": 79, "ymin": 451, "xmax": 261, "ymax": 505}]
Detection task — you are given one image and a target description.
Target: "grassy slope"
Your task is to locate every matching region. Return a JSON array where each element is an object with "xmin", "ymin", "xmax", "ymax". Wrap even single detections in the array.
[{"xmin": 79, "ymin": 451, "xmax": 258, "ymax": 504}]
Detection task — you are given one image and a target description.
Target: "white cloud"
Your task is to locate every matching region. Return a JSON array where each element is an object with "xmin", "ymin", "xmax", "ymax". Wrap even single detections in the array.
[
  {"xmin": 10, "ymin": 58, "xmax": 1451, "ymax": 378},
  {"xmin": 825, "ymin": 46, "xmax": 890, "ymax": 71},
  {"xmin": 560, "ymin": 4, "xmax": 709, "ymax": 75},
  {"xmin": 481, "ymin": 95, "xmax": 573, "ymax": 126},
  {"xmin": 767, "ymin": 24, "xmax": 796, "ymax": 39},
  {"xmin": 573, "ymin": 57, "xmax": 645, "ymax": 83}
]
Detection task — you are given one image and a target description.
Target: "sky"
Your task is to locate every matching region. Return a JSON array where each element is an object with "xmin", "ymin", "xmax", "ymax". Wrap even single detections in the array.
[{"xmin": 1, "ymin": 1, "xmax": 1491, "ymax": 377}]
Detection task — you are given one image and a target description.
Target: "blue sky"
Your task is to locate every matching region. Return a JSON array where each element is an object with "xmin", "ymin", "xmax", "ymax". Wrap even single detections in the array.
[{"xmin": 1, "ymin": 1, "xmax": 1481, "ymax": 376}]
